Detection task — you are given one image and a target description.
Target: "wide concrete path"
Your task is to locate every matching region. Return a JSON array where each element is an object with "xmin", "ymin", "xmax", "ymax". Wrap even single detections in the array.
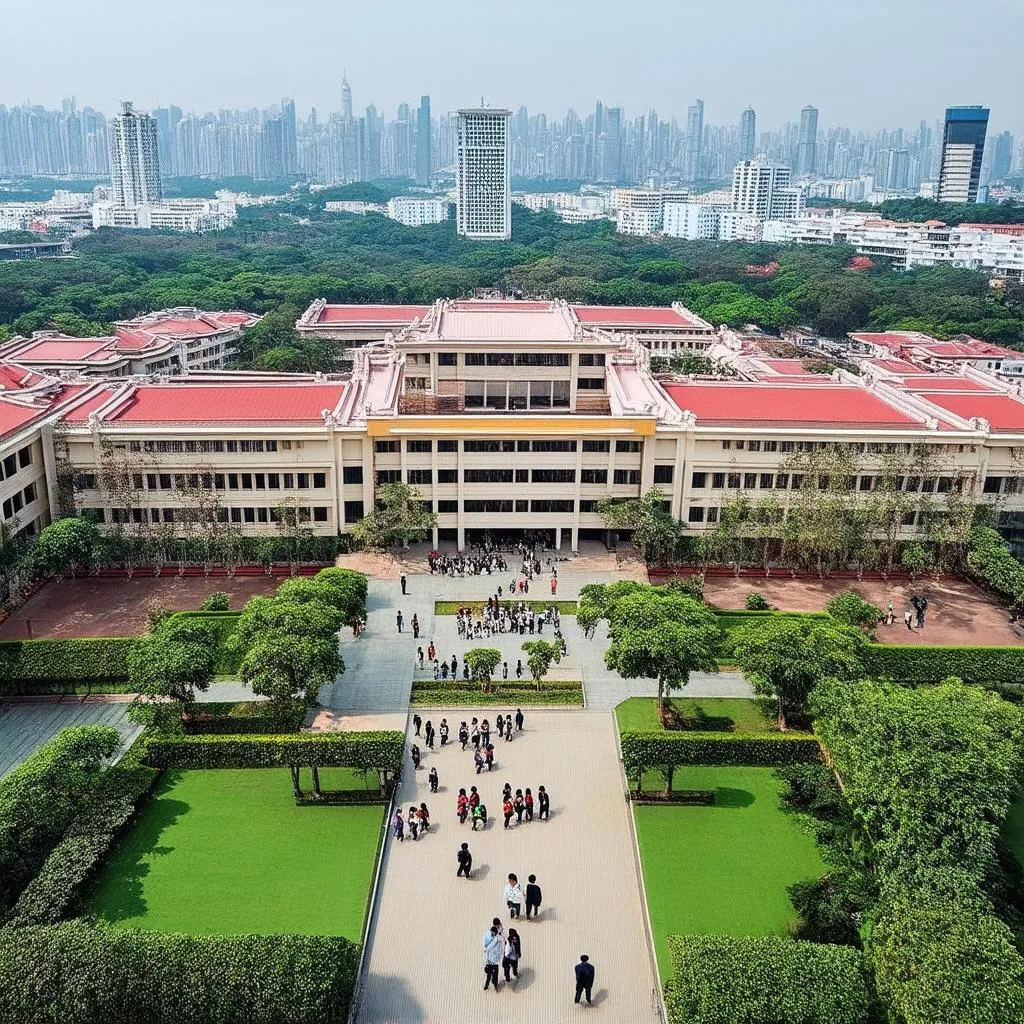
[{"xmin": 355, "ymin": 710, "xmax": 662, "ymax": 1023}]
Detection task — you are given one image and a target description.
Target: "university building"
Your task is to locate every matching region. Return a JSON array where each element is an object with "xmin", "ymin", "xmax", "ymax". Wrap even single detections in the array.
[{"xmin": 1, "ymin": 300, "xmax": 1023, "ymax": 552}]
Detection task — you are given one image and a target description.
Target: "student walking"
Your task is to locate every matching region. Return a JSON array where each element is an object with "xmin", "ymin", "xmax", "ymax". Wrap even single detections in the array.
[
  {"xmin": 484, "ymin": 928, "xmax": 503, "ymax": 991},
  {"xmin": 525, "ymin": 874, "xmax": 542, "ymax": 918},
  {"xmin": 502, "ymin": 661, "xmax": 508, "ymax": 680},
  {"xmin": 400, "ymin": 574, "xmax": 407, "ymax": 595},
  {"xmin": 538, "ymin": 785, "xmax": 550, "ymax": 820},
  {"xmin": 503, "ymin": 929, "xmax": 522, "ymax": 982},
  {"xmin": 412, "ymin": 713, "xmax": 422, "ymax": 737},
  {"xmin": 412, "ymin": 613, "xmax": 419, "ymax": 639},
  {"xmin": 392, "ymin": 808, "xmax": 405, "ymax": 841},
  {"xmin": 574, "ymin": 955, "xmax": 595, "ymax": 1004},
  {"xmin": 524, "ymin": 788, "xmax": 534, "ymax": 821},
  {"xmin": 516, "ymin": 659, "xmax": 523, "ymax": 680},
  {"xmin": 417, "ymin": 647, "xmax": 424, "ymax": 668},
  {"xmin": 457, "ymin": 788, "xmax": 469, "ymax": 824},
  {"xmin": 481, "ymin": 719, "xmax": 491, "ymax": 747},
  {"xmin": 514, "ymin": 789, "xmax": 525, "ymax": 824},
  {"xmin": 515, "ymin": 708, "xmax": 524, "ymax": 731},
  {"xmin": 439, "ymin": 719, "xmax": 449, "ymax": 746},
  {"xmin": 904, "ymin": 610, "xmax": 913, "ymax": 630},
  {"xmin": 396, "ymin": 611, "xmax": 404, "ymax": 633},
  {"xmin": 407, "ymin": 806, "xmax": 419, "ymax": 841},
  {"xmin": 410, "ymin": 744, "xmax": 421, "ymax": 771},
  {"xmin": 424, "ymin": 720, "xmax": 435, "ymax": 749},
  {"xmin": 496, "ymin": 714, "xmax": 505, "ymax": 738},
  {"xmin": 459, "ymin": 721, "xmax": 469, "ymax": 749},
  {"xmin": 474, "ymin": 748, "xmax": 484, "ymax": 774},
  {"xmin": 485, "ymin": 744, "xmax": 494, "ymax": 771},
  {"xmin": 428, "ymin": 767, "xmax": 439, "ymax": 793},
  {"xmin": 504, "ymin": 713, "xmax": 513, "ymax": 743},
  {"xmin": 473, "ymin": 802, "xmax": 487, "ymax": 830},
  {"xmin": 503, "ymin": 797, "xmax": 514, "ymax": 830},
  {"xmin": 504, "ymin": 874, "xmax": 524, "ymax": 918},
  {"xmin": 427, "ymin": 640, "xmax": 436, "ymax": 662},
  {"xmin": 457, "ymin": 842, "xmax": 472, "ymax": 878},
  {"xmin": 418, "ymin": 803, "xmax": 430, "ymax": 832}
]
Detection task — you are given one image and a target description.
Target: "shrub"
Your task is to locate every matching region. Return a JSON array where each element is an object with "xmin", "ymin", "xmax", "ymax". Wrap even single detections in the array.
[
  {"xmin": 6, "ymin": 747, "xmax": 158, "ymax": 927},
  {"xmin": 0, "ymin": 725, "xmax": 120, "ymax": 912},
  {"xmin": 184, "ymin": 700, "xmax": 306, "ymax": 734},
  {"xmin": 0, "ymin": 921, "xmax": 360, "ymax": 1024},
  {"xmin": 200, "ymin": 591, "xmax": 231, "ymax": 611},
  {"xmin": 664, "ymin": 573, "xmax": 705, "ymax": 601},
  {"xmin": 0, "ymin": 637, "xmax": 136, "ymax": 694},
  {"xmin": 143, "ymin": 731, "xmax": 404, "ymax": 777},
  {"xmin": 620, "ymin": 730, "xmax": 820, "ymax": 790},
  {"xmin": 744, "ymin": 590, "xmax": 771, "ymax": 611},
  {"xmin": 825, "ymin": 591, "xmax": 881, "ymax": 631},
  {"xmin": 664, "ymin": 934, "xmax": 874, "ymax": 1024},
  {"xmin": 863, "ymin": 643, "xmax": 1024, "ymax": 686},
  {"xmin": 168, "ymin": 611, "xmax": 242, "ymax": 674}
]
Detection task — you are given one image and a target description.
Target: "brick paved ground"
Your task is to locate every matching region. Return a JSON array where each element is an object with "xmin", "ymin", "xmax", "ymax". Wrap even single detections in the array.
[{"xmin": 354, "ymin": 711, "xmax": 662, "ymax": 1023}]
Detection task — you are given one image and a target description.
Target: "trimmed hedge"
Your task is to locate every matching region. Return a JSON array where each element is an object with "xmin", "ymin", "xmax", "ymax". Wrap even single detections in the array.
[
  {"xmin": 410, "ymin": 681, "xmax": 584, "ymax": 706},
  {"xmin": 6, "ymin": 746, "xmax": 158, "ymax": 927},
  {"xmin": 0, "ymin": 725, "xmax": 120, "ymax": 913},
  {"xmin": 434, "ymin": 599, "xmax": 578, "ymax": 615},
  {"xmin": 168, "ymin": 610, "xmax": 242, "ymax": 675},
  {"xmin": 184, "ymin": 700, "xmax": 305, "ymax": 735},
  {"xmin": 0, "ymin": 920, "xmax": 359, "ymax": 1024},
  {"xmin": 863, "ymin": 643, "xmax": 1024, "ymax": 686},
  {"xmin": 0, "ymin": 637, "xmax": 135, "ymax": 694},
  {"xmin": 620, "ymin": 730, "xmax": 821, "ymax": 786},
  {"xmin": 143, "ymin": 732, "xmax": 405, "ymax": 775},
  {"xmin": 664, "ymin": 934, "xmax": 874, "ymax": 1024}
]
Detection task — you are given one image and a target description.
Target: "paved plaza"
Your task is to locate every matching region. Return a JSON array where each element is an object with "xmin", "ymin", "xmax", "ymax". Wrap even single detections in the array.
[{"xmin": 355, "ymin": 710, "xmax": 662, "ymax": 1023}]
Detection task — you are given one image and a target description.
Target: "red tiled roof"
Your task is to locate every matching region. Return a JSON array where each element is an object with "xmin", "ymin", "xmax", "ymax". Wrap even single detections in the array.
[
  {"xmin": 573, "ymin": 305, "xmax": 704, "ymax": 328},
  {"xmin": 143, "ymin": 317, "xmax": 220, "ymax": 336},
  {"xmin": 898, "ymin": 376, "xmax": 998, "ymax": 392},
  {"xmin": 0, "ymin": 399, "xmax": 47, "ymax": 439},
  {"xmin": 866, "ymin": 358, "xmax": 924, "ymax": 374},
  {"xmin": 916, "ymin": 392, "xmax": 1024, "ymax": 432},
  {"xmin": 915, "ymin": 340, "xmax": 1017, "ymax": 359},
  {"xmin": 0, "ymin": 363, "xmax": 49, "ymax": 390},
  {"xmin": 107, "ymin": 384, "xmax": 347, "ymax": 424},
  {"xmin": 318, "ymin": 305, "xmax": 430, "ymax": 324},
  {"xmin": 664, "ymin": 383, "xmax": 920, "ymax": 428},
  {"xmin": 16, "ymin": 340, "xmax": 111, "ymax": 361},
  {"xmin": 450, "ymin": 301, "xmax": 552, "ymax": 312},
  {"xmin": 758, "ymin": 359, "xmax": 814, "ymax": 374},
  {"xmin": 849, "ymin": 331, "xmax": 934, "ymax": 349}
]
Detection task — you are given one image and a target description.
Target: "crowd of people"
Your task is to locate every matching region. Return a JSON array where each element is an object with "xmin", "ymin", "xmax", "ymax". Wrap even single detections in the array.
[{"xmin": 455, "ymin": 599, "xmax": 563, "ymax": 640}]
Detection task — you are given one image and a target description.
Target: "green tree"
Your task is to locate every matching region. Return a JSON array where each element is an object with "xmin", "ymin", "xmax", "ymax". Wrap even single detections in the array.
[
  {"xmin": 127, "ymin": 617, "xmax": 218, "ymax": 725},
  {"xmin": 239, "ymin": 629, "xmax": 341, "ymax": 710},
  {"xmin": 520, "ymin": 639, "xmax": 562, "ymax": 690},
  {"xmin": 464, "ymin": 647, "xmax": 502, "ymax": 693},
  {"xmin": 352, "ymin": 482, "xmax": 437, "ymax": 551},
  {"xmin": 603, "ymin": 585, "xmax": 721, "ymax": 715},
  {"xmin": 825, "ymin": 591, "xmax": 882, "ymax": 631},
  {"xmin": 33, "ymin": 516, "xmax": 99, "ymax": 577},
  {"xmin": 230, "ymin": 595, "xmax": 344, "ymax": 653},
  {"xmin": 200, "ymin": 591, "xmax": 230, "ymax": 611},
  {"xmin": 595, "ymin": 488, "xmax": 681, "ymax": 565},
  {"xmin": 731, "ymin": 616, "xmax": 864, "ymax": 729}
]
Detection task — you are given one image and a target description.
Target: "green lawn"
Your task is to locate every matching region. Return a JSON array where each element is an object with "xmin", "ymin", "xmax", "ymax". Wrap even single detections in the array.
[
  {"xmin": 615, "ymin": 697, "xmax": 773, "ymax": 733},
  {"xmin": 634, "ymin": 766, "xmax": 825, "ymax": 979},
  {"xmin": 86, "ymin": 768, "xmax": 383, "ymax": 940}
]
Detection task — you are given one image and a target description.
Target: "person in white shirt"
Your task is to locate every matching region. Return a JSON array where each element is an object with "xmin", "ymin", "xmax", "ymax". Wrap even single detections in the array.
[
  {"xmin": 504, "ymin": 873, "xmax": 524, "ymax": 919},
  {"xmin": 483, "ymin": 927, "xmax": 503, "ymax": 991}
]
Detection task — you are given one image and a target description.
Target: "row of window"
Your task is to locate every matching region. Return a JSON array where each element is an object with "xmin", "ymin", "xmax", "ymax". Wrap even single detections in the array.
[
  {"xmin": 691, "ymin": 471, "xmax": 966, "ymax": 494},
  {"xmin": 0, "ymin": 445, "xmax": 32, "ymax": 481},
  {"xmin": 1, "ymin": 481, "xmax": 37, "ymax": 521},
  {"xmin": 720, "ymin": 439, "xmax": 969, "ymax": 456},
  {"xmin": 87, "ymin": 505, "xmax": 331, "ymax": 525},
  {"xmin": 126, "ymin": 440, "xmax": 293, "ymax": 454},
  {"xmin": 687, "ymin": 505, "xmax": 932, "ymax": 527},
  {"xmin": 444, "ymin": 499, "xmax": 580, "ymax": 514},
  {"xmin": 375, "ymin": 468, "xmax": 645, "ymax": 486},
  {"xmin": 983, "ymin": 476, "xmax": 1023, "ymax": 495},
  {"xmin": 372, "ymin": 438, "xmax": 642, "ymax": 455},
  {"xmin": 75, "ymin": 471, "xmax": 329, "ymax": 492},
  {"xmin": 437, "ymin": 353, "xmax": 573, "ymax": 367}
]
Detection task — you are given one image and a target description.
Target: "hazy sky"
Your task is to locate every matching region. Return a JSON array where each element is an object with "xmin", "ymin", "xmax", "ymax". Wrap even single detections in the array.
[{"xmin": 3, "ymin": 0, "xmax": 1023, "ymax": 132}]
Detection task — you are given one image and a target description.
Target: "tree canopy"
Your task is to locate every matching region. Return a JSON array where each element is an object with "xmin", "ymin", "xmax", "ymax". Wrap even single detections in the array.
[{"xmin": 351, "ymin": 482, "xmax": 437, "ymax": 551}]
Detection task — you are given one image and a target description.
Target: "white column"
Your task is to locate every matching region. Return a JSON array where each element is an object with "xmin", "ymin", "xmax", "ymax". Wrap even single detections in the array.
[{"xmin": 555, "ymin": 526, "xmax": 562, "ymax": 551}]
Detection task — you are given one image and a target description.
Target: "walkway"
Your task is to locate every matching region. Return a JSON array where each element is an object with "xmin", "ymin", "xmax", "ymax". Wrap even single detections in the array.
[
  {"xmin": 0, "ymin": 698, "xmax": 141, "ymax": 776},
  {"xmin": 355, "ymin": 711, "xmax": 662, "ymax": 1023}
]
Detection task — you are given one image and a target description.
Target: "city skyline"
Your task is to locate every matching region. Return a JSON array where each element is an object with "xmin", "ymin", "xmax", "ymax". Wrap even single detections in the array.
[{"xmin": 2, "ymin": 0, "xmax": 1023, "ymax": 133}]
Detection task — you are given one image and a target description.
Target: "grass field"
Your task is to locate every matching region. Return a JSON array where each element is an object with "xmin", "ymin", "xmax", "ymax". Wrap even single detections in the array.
[
  {"xmin": 633, "ymin": 766, "xmax": 825, "ymax": 978},
  {"xmin": 86, "ymin": 768, "xmax": 383, "ymax": 940},
  {"xmin": 615, "ymin": 697, "xmax": 773, "ymax": 733},
  {"xmin": 411, "ymin": 680, "xmax": 584, "ymax": 705}
]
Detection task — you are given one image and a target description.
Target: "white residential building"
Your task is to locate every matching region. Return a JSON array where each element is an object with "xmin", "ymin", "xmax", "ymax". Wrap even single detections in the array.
[
  {"xmin": 731, "ymin": 159, "xmax": 803, "ymax": 220},
  {"xmin": 109, "ymin": 101, "xmax": 162, "ymax": 209},
  {"xmin": 719, "ymin": 210, "xmax": 763, "ymax": 241},
  {"xmin": 91, "ymin": 198, "xmax": 237, "ymax": 232},
  {"xmin": 385, "ymin": 197, "xmax": 450, "ymax": 227},
  {"xmin": 456, "ymin": 108, "xmax": 512, "ymax": 240},
  {"xmin": 663, "ymin": 202, "xmax": 726, "ymax": 240},
  {"xmin": 612, "ymin": 188, "xmax": 690, "ymax": 235}
]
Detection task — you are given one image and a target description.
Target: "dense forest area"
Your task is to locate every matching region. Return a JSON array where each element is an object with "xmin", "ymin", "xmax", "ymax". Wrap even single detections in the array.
[{"xmin": 0, "ymin": 187, "xmax": 1021, "ymax": 373}]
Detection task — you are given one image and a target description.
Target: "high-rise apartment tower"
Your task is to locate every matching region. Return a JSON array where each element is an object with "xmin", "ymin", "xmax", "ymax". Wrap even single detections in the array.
[
  {"xmin": 684, "ymin": 99, "xmax": 704, "ymax": 182},
  {"xmin": 739, "ymin": 107, "xmax": 756, "ymax": 161},
  {"xmin": 797, "ymin": 105, "xmax": 818, "ymax": 174},
  {"xmin": 937, "ymin": 106, "xmax": 990, "ymax": 202},
  {"xmin": 416, "ymin": 95, "xmax": 432, "ymax": 185},
  {"xmin": 731, "ymin": 158, "xmax": 802, "ymax": 219},
  {"xmin": 109, "ymin": 100, "xmax": 162, "ymax": 208},
  {"xmin": 456, "ymin": 107, "xmax": 511, "ymax": 240}
]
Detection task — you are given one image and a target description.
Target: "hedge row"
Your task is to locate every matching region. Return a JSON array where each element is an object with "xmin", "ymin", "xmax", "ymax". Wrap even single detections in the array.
[
  {"xmin": 863, "ymin": 643, "xmax": 1024, "ymax": 685},
  {"xmin": 664, "ymin": 935, "xmax": 874, "ymax": 1024},
  {"xmin": 0, "ymin": 921, "xmax": 359, "ymax": 1024},
  {"xmin": 410, "ymin": 681, "xmax": 584, "ymax": 706},
  {"xmin": 0, "ymin": 725, "xmax": 120, "ymax": 913},
  {"xmin": 434, "ymin": 599, "xmax": 578, "ymax": 615},
  {"xmin": 0, "ymin": 638, "xmax": 135, "ymax": 694},
  {"xmin": 620, "ymin": 730, "xmax": 821, "ymax": 785},
  {"xmin": 6, "ymin": 750, "xmax": 158, "ymax": 927},
  {"xmin": 182, "ymin": 701, "xmax": 305, "ymax": 735},
  {"xmin": 167, "ymin": 611, "xmax": 242, "ymax": 675},
  {"xmin": 143, "ymin": 732, "xmax": 405, "ymax": 774}
]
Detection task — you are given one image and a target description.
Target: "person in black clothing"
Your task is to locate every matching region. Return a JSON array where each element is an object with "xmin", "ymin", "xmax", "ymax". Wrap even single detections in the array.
[
  {"xmin": 459, "ymin": 721, "xmax": 469, "ymax": 749},
  {"xmin": 428, "ymin": 767, "xmax": 439, "ymax": 793},
  {"xmin": 515, "ymin": 708, "xmax": 524, "ymax": 731},
  {"xmin": 457, "ymin": 842, "xmax": 472, "ymax": 878},
  {"xmin": 537, "ymin": 785, "xmax": 550, "ymax": 820},
  {"xmin": 424, "ymin": 720, "xmax": 435, "ymax": 749},
  {"xmin": 412, "ymin": 714, "xmax": 422, "ymax": 737},
  {"xmin": 396, "ymin": 611, "xmax": 403, "ymax": 633},
  {"xmin": 574, "ymin": 955, "xmax": 595, "ymax": 1004},
  {"xmin": 400, "ymin": 574, "xmax": 407, "ymax": 595},
  {"xmin": 412, "ymin": 613, "xmax": 419, "ymax": 639},
  {"xmin": 525, "ymin": 875, "xmax": 542, "ymax": 919},
  {"xmin": 410, "ymin": 744, "xmax": 421, "ymax": 771}
]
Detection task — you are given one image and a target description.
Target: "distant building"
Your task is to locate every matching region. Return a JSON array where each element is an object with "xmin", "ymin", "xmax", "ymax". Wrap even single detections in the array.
[
  {"xmin": 731, "ymin": 159, "xmax": 802, "ymax": 219},
  {"xmin": 663, "ymin": 202, "xmax": 725, "ymax": 240},
  {"xmin": 612, "ymin": 188, "xmax": 690, "ymax": 235},
  {"xmin": 937, "ymin": 106, "xmax": 989, "ymax": 203},
  {"xmin": 991, "ymin": 130, "xmax": 1014, "ymax": 180},
  {"xmin": 797, "ymin": 105, "xmax": 818, "ymax": 175},
  {"xmin": 456, "ymin": 108, "xmax": 512, "ymax": 240},
  {"xmin": 109, "ymin": 101, "xmax": 162, "ymax": 209},
  {"xmin": 385, "ymin": 197, "xmax": 449, "ymax": 227},
  {"xmin": 684, "ymin": 100, "xmax": 705, "ymax": 182},
  {"xmin": 739, "ymin": 107, "xmax": 756, "ymax": 162},
  {"xmin": 416, "ymin": 96, "xmax": 432, "ymax": 185},
  {"xmin": 91, "ymin": 197, "xmax": 236, "ymax": 232}
]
